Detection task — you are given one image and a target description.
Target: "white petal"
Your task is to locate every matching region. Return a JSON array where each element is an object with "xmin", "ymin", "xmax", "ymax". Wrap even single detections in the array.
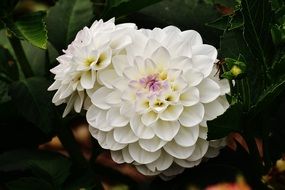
[
  {"xmin": 204, "ymin": 98, "xmax": 227, "ymax": 120},
  {"xmin": 174, "ymin": 158, "xmax": 201, "ymax": 168},
  {"xmin": 218, "ymin": 79, "xmax": 230, "ymax": 95},
  {"xmin": 217, "ymin": 96, "xmax": 230, "ymax": 110},
  {"xmin": 161, "ymin": 164, "xmax": 184, "ymax": 177},
  {"xmin": 146, "ymin": 151, "xmax": 173, "ymax": 172},
  {"xmin": 179, "ymin": 87, "xmax": 200, "ymax": 107},
  {"xmin": 106, "ymin": 107, "xmax": 129, "ymax": 127},
  {"xmin": 110, "ymin": 150, "xmax": 124, "ymax": 164},
  {"xmin": 134, "ymin": 56, "xmax": 145, "ymax": 73},
  {"xmin": 174, "ymin": 125, "xmax": 199, "ymax": 147},
  {"xmin": 113, "ymin": 126, "xmax": 139, "ymax": 144},
  {"xmin": 163, "ymin": 141, "xmax": 195, "ymax": 159},
  {"xmin": 112, "ymin": 55, "xmax": 129, "ymax": 76},
  {"xmin": 199, "ymin": 125, "xmax": 208, "ymax": 139},
  {"xmin": 93, "ymin": 48, "xmax": 112, "ymax": 70},
  {"xmin": 170, "ymin": 77, "xmax": 188, "ymax": 92},
  {"xmin": 98, "ymin": 69, "xmax": 118, "ymax": 89},
  {"xmin": 179, "ymin": 103, "xmax": 204, "ymax": 127},
  {"xmin": 151, "ymin": 47, "xmax": 170, "ymax": 69},
  {"xmin": 120, "ymin": 102, "xmax": 135, "ymax": 118},
  {"xmin": 89, "ymin": 127, "xmax": 105, "ymax": 142},
  {"xmin": 192, "ymin": 55, "xmax": 214, "ymax": 77},
  {"xmin": 87, "ymin": 106, "xmax": 114, "ymax": 132},
  {"xmin": 105, "ymin": 90, "xmax": 122, "ymax": 105},
  {"xmin": 169, "ymin": 57, "xmax": 191, "ymax": 70},
  {"xmin": 143, "ymin": 58, "xmax": 157, "ymax": 75},
  {"xmin": 139, "ymin": 136, "xmax": 166, "ymax": 152},
  {"xmin": 183, "ymin": 70, "xmax": 204, "ymax": 87},
  {"xmin": 159, "ymin": 105, "xmax": 184, "ymax": 121},
  {"xmin": 135, "ymin": 97, "xmax": 151, "ymax": 114},
  {"xmin": 130, "ymin": 115, "xmax": 155, "ymax": 139},
  {"xmin": 167, "ymin": 69, "xmax": 183, "ymax": 81},
  {"xmin": 90, "ymin": 87, "xmax": 112, "ymax": 110},
  {"xmin": 59, "ymin": 83, "xmax": 74, "ymax": 99},
  {"xmin": 129, "ymin": 143, "xmax": 161, "ymax": 164},
  {"xmin": 187, "ymin": 138, "xmax": 209, "ymax": 161},
  {"xmin": 122, "ymin": 147, "xmax": 134, "ymax": 163},
  {"xmin": 62, "ymin": 93, "xmax": 76, "ymax": 117},
  {"xmin": 111, "ymin": 35, "xmax": 132, "ymax": 52},
  {"xmin": 173, "ymin": 41, "xmax": 192, "ymax": 57},
  {"xmin": 123, "ymin": 66, "xmax": 140, "ymax": 80},
  {"xmin": 141, "ymin": 111, "xmax": 158, "ymax": 126},
  {"xmin": 192, "ymin": 44, "xmax": 217, "ymax": 60},
  {"xmin": 198, "ymin": 78, "xmax": 220, "ymax": 103},
  {"xmin": 135, "ymin": 165, "xmax": 160, "ymax": 176},
  {"xmin": 48, "ymin": 81, "xmax": 61, "ymax": 91},
  {"xmin": 143, "ymin": 39, "xmax": 161, "ymax": 57},
  {"xmin": 81, "ymin": 70, "xmax": 95, "ymax": 89},
  {"xmin": 112, "ymin": 77, "xmax": 129, "ymax": 91},
  {"xmin": 204, "ymin": 147, "xmax": 220, "ymax": 158},
  {"xmin": 181, "ymin": 30, "xmax": 203, "ymax": 46},
  {"xmin": 86, "ymin": 105, "xmax": 98, "ymax": 123},
  {"xmin": 210, "ymin": 138, "xmax": 226, "ymax": 148},
  {"xmin": 74, "ymin": 91, "xmax": 84, "ymax": 113},
  {"xmin": 99, "ymin": 130, "xmax": 127, "ymax": 151},
  {"xmin": 152, "ymin": 120, "xmax": 180, "ymax": 141}
]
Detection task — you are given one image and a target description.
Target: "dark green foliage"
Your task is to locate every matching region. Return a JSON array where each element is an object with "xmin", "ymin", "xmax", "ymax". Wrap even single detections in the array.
[{"xmin": 0, "ymin": 0, "xmax": 284, "ymax": 189}]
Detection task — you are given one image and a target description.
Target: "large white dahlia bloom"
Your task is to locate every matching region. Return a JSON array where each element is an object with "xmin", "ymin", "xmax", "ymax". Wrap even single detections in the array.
[
  {"xmin": 48, "ymin": 18, "xmax": 137, "ymax": 117},
  {"xmin": 86, "ymin": 26, "xmax": 230, "ymax": 178}
]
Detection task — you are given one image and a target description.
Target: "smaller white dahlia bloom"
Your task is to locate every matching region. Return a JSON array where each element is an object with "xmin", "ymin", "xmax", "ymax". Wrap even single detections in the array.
[
  {"xmin": 48, "ymin": 18, "xmax": 137, "ymax": 117},
  {"xmin": 87, "ymin": 26, "xmax": 230, "ymax": 178}
]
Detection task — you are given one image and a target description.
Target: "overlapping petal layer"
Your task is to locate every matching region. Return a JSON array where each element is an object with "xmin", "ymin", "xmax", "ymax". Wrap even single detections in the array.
[{"xmin": 49, "ymin": 19, "xmax": 230, "ymax": 178}]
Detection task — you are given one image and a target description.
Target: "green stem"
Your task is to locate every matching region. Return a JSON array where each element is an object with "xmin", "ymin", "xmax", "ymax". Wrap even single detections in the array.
[
  {"xmin": 8, "ymin": 33, "xmax": 33, "ymax": 78},
  {"xmin": 57, "ymin": 121, "xmax": 89, "ymax": 169},
  {"xmin": 239, "ymin": 77, "xmax": 251, "ymax": 110},
  {"xmin": 57, "ymin": 119, "xmax": 103, "ymax": 190}
]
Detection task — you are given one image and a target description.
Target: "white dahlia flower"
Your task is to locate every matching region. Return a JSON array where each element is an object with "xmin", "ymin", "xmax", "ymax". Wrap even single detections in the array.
[
  {"xmin": 48, "ymin": 18, "xmax": 137, "ymax": 117},
  {"xmin": 87, "ymin": 26, "xmax": 230, "ymax": 178}
]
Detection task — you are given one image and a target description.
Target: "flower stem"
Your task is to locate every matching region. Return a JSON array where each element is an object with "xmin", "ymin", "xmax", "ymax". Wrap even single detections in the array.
[
  {"xmin": 8, "ymin": 32, "xmax": 33, "ymax": 78},
  {"xmin": 57, "ymin": 121, "xmax": 89, "ymax": 169},
  {"xmin": 57, "ymin": 119, "xmax": 103, "ymax": 190}
]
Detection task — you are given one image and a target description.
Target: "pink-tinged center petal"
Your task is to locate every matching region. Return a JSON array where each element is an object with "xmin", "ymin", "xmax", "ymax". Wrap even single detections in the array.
[{"xmin": 140, "ymin": 74, "xmax": 160, "ymax": 91}]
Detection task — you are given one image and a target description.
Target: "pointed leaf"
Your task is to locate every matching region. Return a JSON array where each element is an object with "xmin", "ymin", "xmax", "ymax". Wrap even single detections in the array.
[
  {"xmin": 4, "ymin": 11, "xmax": 48, "ymax": 49},
  {"xmin": 0, "ymin": 149, "xmax": 71, "ymax": 188},
  {"xmin": 102, "ymin": 0, "xmax": 162, "ymax": 19},
  {"xmin": 0, "ymin": 45, "xmax": 18, "ymax": 81},
  {"xmin": 46, "ymin": 0, "xmax": 93, "ymax": 52},
  {"xmin": 8, "ymin": 77, "xmax": 57, "ymax": 135}
]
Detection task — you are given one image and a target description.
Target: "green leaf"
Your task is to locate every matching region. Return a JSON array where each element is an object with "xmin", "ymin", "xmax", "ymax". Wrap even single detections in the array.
[
  {"xmin": 8, "ymin": 77, "xmax": 57, "ymax": 135},
  {"xmin": 0, "ymin": 81, "xmax": 10, "ymax": 103},
  {"xmin": 102, "ymin": 0, "xmax": 162, "ymax": 19},
  {"xmin": 131, "ymin": 0, "xmax": 222, "ymax": 46},
  {"xmin": 3, "ymin": 11, "xmax": 48, "ymax": 49},
  {"xmin": 271, "ymin": 24, "xmax": 285, "ymax": 45},
  {"xmin": 46, "ymin": 0, "xmax": 93, "ymax": 52},
  {"xmin": 241, "ymin": 0, "xmax": 274, "ymax": 68},
  {"xmin": 0, "ymin": 0, "xmax": 19, "ymax": 17},
  {"xmin": 0, "ymin": 149, "xmax": 71, "ymax": 188},
  {"xmin": 21, "ymin": 41, "xmax": 46, "ymax": 76},
  {"xmin": 0, "ymin": 45, "xmax": 18, "ymax": 81},
  {"xmin": 249, "ymin": 76, "xmax": 285, "ymax": 118},
  {"xmin": 207, "ymin": 104, "xmax": 243, "ymax": 140},
  {"xmin": 271, "ymin": 47, "xmax": 285, "ymax": 78},
  {"xmin": 206, "ymin": 16, "xmax": 230, "ymax": 31},
  {"xmin": 6, "ymin": 177, "xmax": 54, "ymax": 190}
]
